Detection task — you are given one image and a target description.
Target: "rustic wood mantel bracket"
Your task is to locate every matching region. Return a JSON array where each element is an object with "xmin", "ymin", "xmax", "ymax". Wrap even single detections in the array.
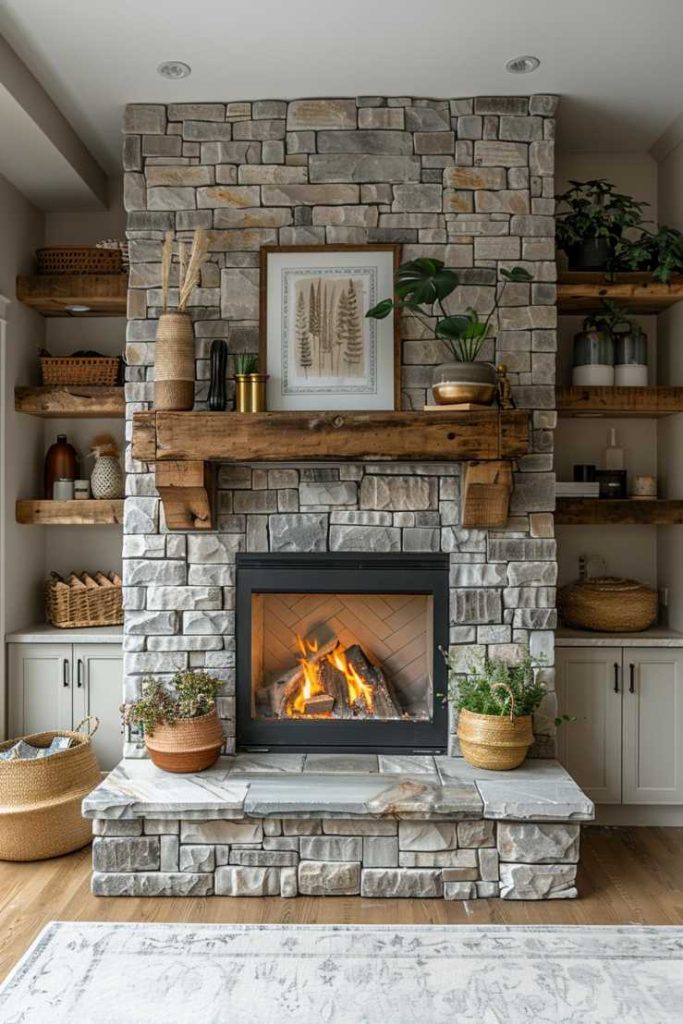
[{"xmin": 132, "ymin": 409, "xmax": 529, "ymax": 532}]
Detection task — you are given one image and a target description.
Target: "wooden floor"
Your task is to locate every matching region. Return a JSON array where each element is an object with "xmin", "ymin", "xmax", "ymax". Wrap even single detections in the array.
[{"xmin": 1, "ymin": 825, "xmax": 683, "ymax": 982}]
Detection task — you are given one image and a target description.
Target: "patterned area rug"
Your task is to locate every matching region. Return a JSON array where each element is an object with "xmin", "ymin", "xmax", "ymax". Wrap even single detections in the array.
[{"xmin": 1, "ymin": 922, "xmax": 681, "ymax": 1023}]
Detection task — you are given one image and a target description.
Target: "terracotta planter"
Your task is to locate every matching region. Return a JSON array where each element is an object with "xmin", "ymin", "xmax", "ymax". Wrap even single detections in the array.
[
  {"xmin": 154, "ymin": 312, "xmax": 195, "ymax": 411},
  {"xmin": 457, "ymin": 708, "xmax": 533, "ymax": 771},
  {"xmin": 144, "ymin": 708, "xmax": 224, "ymax": 773}
]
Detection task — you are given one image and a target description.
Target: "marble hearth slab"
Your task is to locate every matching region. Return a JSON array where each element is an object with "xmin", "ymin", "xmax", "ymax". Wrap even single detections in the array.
[
  {"xmin": 84, "ymin": 755, "xmax": 592, "ymax": 823},
  {"xmin": 83, "ymin": 759, "xmax": 250, "ymax": 820}
]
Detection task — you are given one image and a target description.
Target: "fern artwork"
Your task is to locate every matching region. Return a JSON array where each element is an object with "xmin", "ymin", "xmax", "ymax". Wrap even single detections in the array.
[{"xmin": 261, "ymin": 246, "xmax": 400, "ymax": 411}]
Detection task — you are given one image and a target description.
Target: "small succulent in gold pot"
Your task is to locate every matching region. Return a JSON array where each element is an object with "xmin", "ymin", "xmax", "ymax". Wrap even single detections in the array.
[
  {"xmin": 366, "ymin": 258, "xmax": 532, "ymax": 406},
  {"xmin": 234, "ymin": 354, "xmax": 268, "ymax": 412}
]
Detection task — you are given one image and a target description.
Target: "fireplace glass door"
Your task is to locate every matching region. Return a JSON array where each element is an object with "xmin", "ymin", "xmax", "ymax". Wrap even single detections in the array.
[{"xmin": 236, "ymin": 554, "xmax": 449, "ymax": 753}]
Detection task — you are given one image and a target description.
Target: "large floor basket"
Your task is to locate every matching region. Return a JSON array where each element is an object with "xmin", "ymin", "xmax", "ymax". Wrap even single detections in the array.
[{"xmin": 0, "ymin": 718, "xmax": 101, "ymax": 861}]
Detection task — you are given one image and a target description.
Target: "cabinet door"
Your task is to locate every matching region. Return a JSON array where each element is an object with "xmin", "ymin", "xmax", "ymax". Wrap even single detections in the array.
[
  {"xmin": 7, "ymin": 644, "xmax": 73, "ymax": 738},
  {"xmin": 622, "ymin": 648, "xmax": 683, "ymax": 804},
  {"xmin": 555, "ymin": 646, "xmax": 623, "ymax": 804},
  {"xmin": 72, "ymin": 644, "xmax": 123, "ymax": 772}
]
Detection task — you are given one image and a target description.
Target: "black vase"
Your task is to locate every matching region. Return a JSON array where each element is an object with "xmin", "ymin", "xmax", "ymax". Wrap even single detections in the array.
[
  {"xmin": 567, "ymin": 238, "xmax": 615, "ymax": 271},
  {"xmin": 208, "ymin": 339, "xmax": 228, "ymax": 411}
]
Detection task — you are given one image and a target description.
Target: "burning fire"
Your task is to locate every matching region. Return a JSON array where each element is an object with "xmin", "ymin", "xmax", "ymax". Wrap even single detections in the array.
[{"xmin": 291, "ymin": 635, "xmax": 375, "ymax": 716}]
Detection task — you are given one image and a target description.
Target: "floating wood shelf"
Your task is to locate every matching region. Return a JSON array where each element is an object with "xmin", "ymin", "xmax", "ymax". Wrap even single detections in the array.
[
  {"xmin": 557, "ymin": 272, "xmax": 683, "ymax": 314},
  {"xmin": 133, "ymin": 409, "xmax": 529, "ymax": 531},
  {"xmin": 16, "ymin": 499, "xmax": 124, "ymax": 526},
  {"xmin": 557, "ymin": 386, "xmax": 683, "ymax": 418},
  {"xmin": 555, "ymin": 498, "xmax": 683, "ymax": 526},
  {"xmin": 15, "ymin": 385, "xmax": 124, "ymax": 418},
  {"xmin": 15, "ymin": 274, "xmax": 128, "ymax": 316}
]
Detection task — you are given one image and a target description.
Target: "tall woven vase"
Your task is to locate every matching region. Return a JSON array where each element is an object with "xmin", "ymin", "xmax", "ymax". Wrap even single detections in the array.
[{"xmin": 154, "ymin": 312, "xmax": 195, "ymax": 411}]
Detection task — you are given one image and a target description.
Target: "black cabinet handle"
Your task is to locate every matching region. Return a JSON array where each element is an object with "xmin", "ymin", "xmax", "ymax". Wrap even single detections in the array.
[
  {"xmin": 613, "ymin": 662, "xmax": 619, "ymax": 693},
  {"xmin": 629, "ymin": 663, "xmax": 635, "ymax": 694},
  {"xmin": 62, "ymin": 660, "xmax": 69, "ymax": 688},
  {"xmin": 77, "ymin": 658, "xmax": 84, "ymax": 689}
]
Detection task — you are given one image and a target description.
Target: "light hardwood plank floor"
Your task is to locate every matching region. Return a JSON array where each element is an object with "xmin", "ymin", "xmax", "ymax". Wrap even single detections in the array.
[{"xmin": 1, "ymin": 826, "xmax": 682, "ymax": 983}]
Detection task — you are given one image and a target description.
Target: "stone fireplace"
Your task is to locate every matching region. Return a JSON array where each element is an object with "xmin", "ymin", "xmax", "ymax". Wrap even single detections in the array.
[
  {"xmin": 85, "ymin": 93, "xmax": 594, "ymax": 902},
  {"xmin": 236, "ymin": 553, "xmax": 449, "ymax": 752}
]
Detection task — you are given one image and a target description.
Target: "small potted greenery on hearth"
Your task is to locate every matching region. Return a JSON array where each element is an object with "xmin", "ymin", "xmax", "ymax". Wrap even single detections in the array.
[
  {"xmin": 121, "ymin": 670, "xmax": 224, "ymax": 773},
  {"xmin": 447, "ymin": 650, "xmax": 549, "ymax": 770},
  {"xmin": 366, "ymin": 257, "xmax": 532, "ymax": 406},
  {"xmin": 556, "ymin": 178, "xmax": 648, "ymax": 271}
]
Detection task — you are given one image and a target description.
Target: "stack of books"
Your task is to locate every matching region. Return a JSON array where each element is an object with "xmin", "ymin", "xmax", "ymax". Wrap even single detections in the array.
[{"xmin": 556, "ymin": 481, "xmax": 600, "ymax": 498}]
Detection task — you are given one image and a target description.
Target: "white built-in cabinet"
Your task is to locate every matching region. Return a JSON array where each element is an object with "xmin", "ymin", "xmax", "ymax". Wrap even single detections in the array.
[
  {"xmin": 8, "ymin": 642, "xmax": 123, "ymax": 771},
  {"xmin": 556, "ymin": 646, "xmax": 683, "ymax": 805}
]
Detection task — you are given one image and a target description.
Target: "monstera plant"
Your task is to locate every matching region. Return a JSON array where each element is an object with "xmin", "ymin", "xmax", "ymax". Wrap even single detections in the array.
[{"xmin": 367, "ymin": 257, "xmax": 532, "ymax": 406}]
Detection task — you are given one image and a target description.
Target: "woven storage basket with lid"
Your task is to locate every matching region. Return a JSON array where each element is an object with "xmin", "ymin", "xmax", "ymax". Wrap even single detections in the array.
[
  {"xmin": 0, "ymin": 717, "xmax": 101, "ymax": 861},
  {"xmin": 559, "ymin": 576, "xmax": 657, "ymax": 632}
]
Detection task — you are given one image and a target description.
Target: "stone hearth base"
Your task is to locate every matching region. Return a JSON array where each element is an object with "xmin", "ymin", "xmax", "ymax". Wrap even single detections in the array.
[{"xmin": 83, "ymin": 756, "xmax": 593, "ymax": 900}]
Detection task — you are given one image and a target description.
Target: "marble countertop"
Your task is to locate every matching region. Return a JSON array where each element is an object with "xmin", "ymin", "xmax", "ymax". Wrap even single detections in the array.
[
  {"xmin": 83, "ymin": 754, "xmax": 594, "ymax": 824},
  {"xmin": 6, "ymin": 623, "xmax": 124, "ymax": 644},
  {"xmin": 556, "ymin": 626, "xmax": 683, "ymax": 647}
]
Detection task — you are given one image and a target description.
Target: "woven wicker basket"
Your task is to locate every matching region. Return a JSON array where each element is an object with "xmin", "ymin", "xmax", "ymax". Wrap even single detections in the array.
[
  {"xmin": 40, "ymin": 356, "xmax": 120, "ymax": 387},
  {"xmin": 144, "ymin": 709, "xmax": 224, "ymax": 773},
  {"xmin": 36, "ymin": 246, "xmax": 123, "ymax": 275},
  {"xmin": 0, "ymin": 718, "xmax": 101, "ymax": 861},
  {"xmin": 46, "ymin": 572, "xmax": 123, "ymax": 629},
  {"xmin": 559, "ymin": 576, "xmax": 657, "ymax": 633},
  {"xmin": 457, "ymin": 708, "xmax": 534, "ymax": 770}
]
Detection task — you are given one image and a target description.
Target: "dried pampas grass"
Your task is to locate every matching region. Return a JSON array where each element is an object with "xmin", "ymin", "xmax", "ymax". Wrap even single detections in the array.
[
  {"xmin": 89, "ymin": 433, "xmax": 120, "ymax": 458},
  {"xmin": 178, "ymin": 227, "xmax": 208, "ymax": 311},
  {"xmin": 159, "ymin": 228, "xmax": 209, "ymax": 314}
]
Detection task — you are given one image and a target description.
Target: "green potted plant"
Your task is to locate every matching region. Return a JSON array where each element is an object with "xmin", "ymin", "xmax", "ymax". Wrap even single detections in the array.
[
  {"xmin": 617, "ymin": 225, "xmax": 683, "ymax": 283},
  {"xmin": 556, "ymin": 178, "xmax": 647, "ymax": 271},
  {"xmin": 448, "ymin": 651, "xmax": 546, "ymax": 770},
  {"xmin": 366, "ymin": 258, "xmax": 531, "ymax": 406},
  {"xmin": 121, "ymin": 670, "xmax": 224, "ymax": 773}
]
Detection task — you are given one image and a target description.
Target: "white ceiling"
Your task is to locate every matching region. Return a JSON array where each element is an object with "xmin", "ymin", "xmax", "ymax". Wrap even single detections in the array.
[{"xmin": 1, "ymin": 0, "xmax": 682, "ymax": 173}]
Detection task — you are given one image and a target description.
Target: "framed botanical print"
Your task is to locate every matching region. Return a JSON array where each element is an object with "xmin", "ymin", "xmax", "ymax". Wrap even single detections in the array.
[{"xmin": 259, "ymin": 245, "xmax": 401, "ymax": 411}]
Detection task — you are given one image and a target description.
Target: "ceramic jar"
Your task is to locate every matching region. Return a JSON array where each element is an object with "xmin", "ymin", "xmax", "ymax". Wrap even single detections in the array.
[
  {"xmin": 614, "ymin": 327, "xmax": 648, "ymax": 386},
  {"xmin": 431, "ymin": 361, "xmax": 498, "ymax": 406},
  {"xmin": 571, "ymin": 328, "xmax": 615, "ymax": 386}
]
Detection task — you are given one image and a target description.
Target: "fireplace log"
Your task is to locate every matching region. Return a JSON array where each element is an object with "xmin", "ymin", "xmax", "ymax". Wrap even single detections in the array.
[
  {"xmin": 273, "ymin": 639, "xmax": 340, "ymax": 716},
  {"xmin": 303, "ymin": 693, "xmax": 336, "ymax": 715},
  {"xmin": 345, "ymin": 645, "xmax": 403, "ymax": 719}
]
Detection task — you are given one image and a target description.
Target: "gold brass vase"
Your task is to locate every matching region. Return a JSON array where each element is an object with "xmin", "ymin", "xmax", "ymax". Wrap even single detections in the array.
[{"xmin": 235, "ymin": 373, "xmax": 268, "ymax": 412}]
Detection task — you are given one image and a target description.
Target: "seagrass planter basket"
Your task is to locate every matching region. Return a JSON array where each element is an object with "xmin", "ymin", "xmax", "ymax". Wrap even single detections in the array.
[
  {"xmin": 144, "ymin": 708, "xmax": 224, "ymax": 773},
  {"xmin": 457, "ymin": 708, "xmax": 534, "ymax": 771},
  {"xmin": 559, "ymin": 576, "xmax": 657, "ymax": 632},
  {"xmin": 0, "ymin": 718, "xmax": 101, "ymax": 861}
]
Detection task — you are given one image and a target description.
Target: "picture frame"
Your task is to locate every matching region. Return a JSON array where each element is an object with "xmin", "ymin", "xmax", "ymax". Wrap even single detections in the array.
[{"xmin": 259, "ymin": 245, "xmax": 401, "ymax": 411}]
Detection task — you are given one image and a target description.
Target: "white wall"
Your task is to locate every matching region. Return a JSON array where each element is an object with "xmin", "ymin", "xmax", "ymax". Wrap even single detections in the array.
[
  {"xmin": 656, "ymin": 138, "xmax": 683, "ymax": 630},
  {"xmin": 0, "ymin": 173, "xmax": 45, "ymax": 737}
]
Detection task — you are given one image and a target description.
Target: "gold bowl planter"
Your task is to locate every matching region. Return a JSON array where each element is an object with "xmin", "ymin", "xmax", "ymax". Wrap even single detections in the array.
[
  {"xmin": 431, "ymin": 361, "xmax": 497, "ymax": 406},
  {"xmin": 457, "ymin": 708, "xmax": 534, "ymax": 770}
]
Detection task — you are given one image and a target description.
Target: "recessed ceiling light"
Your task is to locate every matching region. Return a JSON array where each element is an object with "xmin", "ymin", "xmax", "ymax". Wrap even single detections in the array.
[
  {"xmin": 157, "ymin": 60, "xmax": 192, "ymax": 80},
  {"xmin": 65, "ymin": 304, "xmax": 91, "ymax": 313},
  {"xmin": 505, "ymin": 55, "xmax": 541, "ymax": 74}
]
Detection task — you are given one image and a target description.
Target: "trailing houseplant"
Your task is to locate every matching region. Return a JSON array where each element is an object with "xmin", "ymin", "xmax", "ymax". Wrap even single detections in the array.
[
  {"xmin": 121, "ymin": 670, "xmax": 224, "ymax": 773},
  {"xmin": 366, "ymin": 258, "xmax": 532, "ymax": 406},
  {"xmin": 555, "ymin": 178, "xmax": 648, "ymax": 271},
  {"xmin": 617, "ymin": 225, "xmax": 683, "ymax": 283},
  {"xmin": 447, "ymin": 651, "xmax": 547, "ymax": 770}
]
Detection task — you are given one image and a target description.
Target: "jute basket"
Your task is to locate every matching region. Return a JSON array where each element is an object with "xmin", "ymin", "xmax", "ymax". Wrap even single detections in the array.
[
  {"xmin": 559, "ymin": 576, "xmax": 657, "ymax": 632},
  {"xmin": 154, "ymin": 312, "xmax": 195, "ymax": 411},
  {"xmin": 457, "ymin": 683, "xmax": 533, "ymax": 770},
  {"xmin": 40, "ymin": 356, "xmax": 120, "ymax": 387},
  {"xmin": 46, "ymin": 571, "xmax": 123, "ymax": 628},
  {"xmin": 144, "ymin": 708, "xmax": 224, "ymax": 773},
  {"xmin": 0, "ymin": 717, "xmax": 101, "ymax": 861},
  {"xmin": 36, "ymin": 245, "xmax": 123, "ymax": 275}
]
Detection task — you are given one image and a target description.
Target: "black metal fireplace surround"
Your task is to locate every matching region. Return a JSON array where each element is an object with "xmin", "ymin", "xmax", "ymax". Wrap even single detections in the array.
[{"xmin": 235, "ymin": 552, "xmax": 449, "ymax": 754}]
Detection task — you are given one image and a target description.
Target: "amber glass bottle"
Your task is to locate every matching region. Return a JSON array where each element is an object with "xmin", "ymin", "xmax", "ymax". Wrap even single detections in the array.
[{"xmin": 44, "ymin": 434, "xmax": 78, "ymax": 498}]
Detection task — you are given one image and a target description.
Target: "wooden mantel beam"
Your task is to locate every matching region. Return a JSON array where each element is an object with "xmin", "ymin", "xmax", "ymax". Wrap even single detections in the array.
[{"xmin": 132, "ymin": 409, "xmax": 529, "ymax": 531}]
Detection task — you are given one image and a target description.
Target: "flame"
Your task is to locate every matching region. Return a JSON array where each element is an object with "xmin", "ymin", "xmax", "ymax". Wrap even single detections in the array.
[{"xmin": 288, "ymin": 635, "xmax": 375, "ymax": 717}]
